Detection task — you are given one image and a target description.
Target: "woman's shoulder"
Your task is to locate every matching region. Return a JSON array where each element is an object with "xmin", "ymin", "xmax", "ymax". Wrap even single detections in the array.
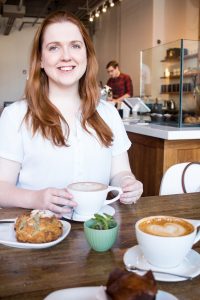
[
  {"xmin": 97, "ymin": 99, "xmax": 122, "ymax": 128},
  {"xmin": 1, "ymin": 100, "xmax": 27, "ymax": 118},
  {"xmin": 0, "ymin": 100, "xmax": 28, "ymax": 127},
  {"xmin": 97, "ymin": 99, "xmax": 118, "ymax": 115}
]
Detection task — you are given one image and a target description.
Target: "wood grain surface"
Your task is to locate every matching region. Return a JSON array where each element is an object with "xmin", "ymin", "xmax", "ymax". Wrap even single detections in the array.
[{"xmin": 0, "ymin": 193, "xmax": 200, "ymax": 300}]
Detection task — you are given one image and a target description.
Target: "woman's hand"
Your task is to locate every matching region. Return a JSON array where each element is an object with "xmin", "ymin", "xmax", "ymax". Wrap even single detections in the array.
[
  {"xmin": 33, "ymin": 188, "xmax": 77, "ymax": 217},
  {"xmin": 119, "ymin": 176, "xmax": 143, "ymax": 205}
]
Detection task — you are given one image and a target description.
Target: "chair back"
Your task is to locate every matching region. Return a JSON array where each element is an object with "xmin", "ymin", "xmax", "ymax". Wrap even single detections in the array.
[{"xmin": 159, "ymin": 162, "xmax": 200, "ymax": 195}]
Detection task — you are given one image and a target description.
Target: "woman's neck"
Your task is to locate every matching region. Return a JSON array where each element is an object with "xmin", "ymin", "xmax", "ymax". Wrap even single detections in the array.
[{"xmin": 49, "ymin": 85, "xmax": 81, "ymax": 112}]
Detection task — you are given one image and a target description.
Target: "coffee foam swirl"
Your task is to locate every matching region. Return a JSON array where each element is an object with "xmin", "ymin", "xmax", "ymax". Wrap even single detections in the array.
[
  {"xmin": 68, "ymin": 182, "xmax": 107, "ymax": 192},
  {"xmin": 146, "ymin": 223, "xmax": 186, "ymax": 237},
  {"xmin": 139, "ymin": 217, "xmax": 194, "ymax": 237}
]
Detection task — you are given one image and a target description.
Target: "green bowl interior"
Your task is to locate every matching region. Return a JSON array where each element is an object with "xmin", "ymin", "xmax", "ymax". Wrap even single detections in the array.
[{"xmin": 84, "ymin": 219, "xmax": 118, "ymax": 230}]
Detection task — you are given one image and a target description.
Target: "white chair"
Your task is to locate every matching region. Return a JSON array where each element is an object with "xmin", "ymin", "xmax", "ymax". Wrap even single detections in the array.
[{"xmin": 159, "ymin": 162, "xmax": 200, "ymax": 195}]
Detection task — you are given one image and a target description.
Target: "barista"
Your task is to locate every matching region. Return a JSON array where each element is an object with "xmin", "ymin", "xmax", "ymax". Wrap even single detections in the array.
[{"xmin": 106, "ymin": 61, "xmax": 133, "ymax": 106}]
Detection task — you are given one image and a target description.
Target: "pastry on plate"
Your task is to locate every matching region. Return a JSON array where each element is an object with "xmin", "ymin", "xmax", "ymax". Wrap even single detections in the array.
[
  {"xmin": 15, "ymin": 210, "xmax": 63, "ymax": 243},
  {"xmin": 106, "ymin": 268, "xmax": 157, "ymax": 300}
]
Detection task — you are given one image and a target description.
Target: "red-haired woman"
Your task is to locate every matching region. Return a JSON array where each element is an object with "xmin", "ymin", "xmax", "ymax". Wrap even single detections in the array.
[{"xmin": 0, "ymin": 11, "xmax": 143, "ymax": 216}]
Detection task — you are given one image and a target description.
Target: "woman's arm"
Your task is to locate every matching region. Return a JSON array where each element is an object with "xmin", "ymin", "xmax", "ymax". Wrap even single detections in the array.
[
  {"xmin": 110, "ymin": 151, "xmax": 143, "ymax": 204},
  {"xmin": 0, "ymin": 158, "xmax": 76, "ymax": 216}
]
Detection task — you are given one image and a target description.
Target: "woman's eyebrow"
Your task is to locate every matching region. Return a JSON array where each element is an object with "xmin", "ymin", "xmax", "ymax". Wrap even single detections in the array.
[
  {"xmin": 71, "ymin": 40, "xmax": 83, "ymax": 43},
  {"xmin": 46, "ymin": 41, "xmax": 61, "ymax": 47},
  {"xmin": 47, "ymin": 40, "xmax": 83, "ymax": 46}
]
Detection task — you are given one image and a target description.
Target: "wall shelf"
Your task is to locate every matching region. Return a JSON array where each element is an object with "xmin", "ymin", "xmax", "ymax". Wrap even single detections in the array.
[
  {"xmin": 160, "ymin": 73, "xmax": 199, "ymax": 79},
  {"xmin": 160, "ymin": 92, "xmax": 192, "ymax": 95},
  {"xmin": 161, "ymin": 53, "xmax": 198, "ymax": 63}
]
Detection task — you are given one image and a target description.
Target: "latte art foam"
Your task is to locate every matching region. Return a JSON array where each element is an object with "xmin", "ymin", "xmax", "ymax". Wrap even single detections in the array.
[
  {"xmin": 68, "ymin": 182, "xmax": 107, "ymax": 192},
  {"xmin": 139, "ymin": 217, "xmax": 194, "ymax": 237}
]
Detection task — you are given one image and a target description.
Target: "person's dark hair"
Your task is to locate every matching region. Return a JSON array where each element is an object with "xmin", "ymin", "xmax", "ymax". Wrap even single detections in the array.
[
  {"xmin": 24, "ymin": 10, "xmax": 113, "ymax": 147},
  {"xmin": 106, "ymin": 60, "xmax": 119, "ymax": 69}
]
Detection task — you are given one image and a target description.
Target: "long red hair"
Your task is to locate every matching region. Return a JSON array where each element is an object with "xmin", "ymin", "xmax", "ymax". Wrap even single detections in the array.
[{"xmin": 24, "ymin": 10, "xmax": 113, "ymax": 147}]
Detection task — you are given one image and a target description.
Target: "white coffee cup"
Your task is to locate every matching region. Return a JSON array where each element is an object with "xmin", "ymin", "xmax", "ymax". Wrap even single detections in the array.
[
  {"xmin": 67, "ymin": 182, "xmax": 122, "ymax": 216},
  {"xmin": 135, "ymin": 215, "xmax": 200, "ymax": 268}
]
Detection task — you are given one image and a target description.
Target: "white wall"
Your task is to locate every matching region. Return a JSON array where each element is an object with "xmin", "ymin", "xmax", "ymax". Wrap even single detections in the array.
[
  {"xmin": 153, "ymin": 0, "xmax": 199, "ymax": 45},
  {"xmin": 0, "ymin": 23, "xmax": 38, "ymax": 107},
  {"xmin": 93, "ymin": 5, "xmax": 121, "ymax": 85},
  {"xmin": 94, "ymin": 0, "xmax": 153, "ymax": 95}
]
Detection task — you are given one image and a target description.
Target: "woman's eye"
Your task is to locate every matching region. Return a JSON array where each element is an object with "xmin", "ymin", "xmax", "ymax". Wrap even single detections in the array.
[
  {"xmin": 48, "ymin": 45, "xmax": 59, "ymax": 52},
  {"xmin": 72, "ymin": 44, "xmax": 81, "ymax": 49}
]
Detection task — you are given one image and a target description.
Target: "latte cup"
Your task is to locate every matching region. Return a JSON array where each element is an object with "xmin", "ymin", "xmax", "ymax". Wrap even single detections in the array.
[
  {"xmin": 67, "ymin": 182, "xmax": 122, "ymax": 216},
  {"xmin": 135, "ymin": 216, "xmax": 200, "ymax": 268}
]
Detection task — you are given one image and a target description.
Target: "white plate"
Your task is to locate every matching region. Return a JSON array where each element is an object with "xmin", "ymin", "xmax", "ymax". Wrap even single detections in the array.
[
  {"xmin": 62, "ymin": 205, "xmax": 115, "ymax": 222},
  {"xmin": 123, "ymin": 245, "xmax": 200, "ymax": 282},
  {"xmin": 44, "ymin": 286, "xmax": 178, "ymax": 300},
  {"xmin": 0, "ymin": 220, "xmax": 71, "ymax": 249}
]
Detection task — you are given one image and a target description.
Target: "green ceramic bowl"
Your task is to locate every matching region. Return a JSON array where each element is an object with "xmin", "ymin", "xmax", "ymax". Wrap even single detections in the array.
[{"xmin": 84, "ymin": 219, "xmax": 119, "ymax": 252}]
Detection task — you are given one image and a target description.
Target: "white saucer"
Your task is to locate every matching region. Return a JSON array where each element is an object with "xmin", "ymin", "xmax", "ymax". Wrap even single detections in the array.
[
  {"xmin": 123, "ymin": 245, "xmax": 200, "ymax": 282},
  {"xmin": 44, "ymin": 286, "xmax": 178, "ymax": 300},
  {"xmin": 62, "ymin": 205, "xmax": 115, "ymax": 222},
  {"xmin": 0, "ymin": 220, "xmax": 71, "ymax": 249}
]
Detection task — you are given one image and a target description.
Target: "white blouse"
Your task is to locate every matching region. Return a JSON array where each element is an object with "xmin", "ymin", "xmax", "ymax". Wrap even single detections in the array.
[{"xmin": 0, "ymin": 100, "xmax": 131, "ymax": 189}]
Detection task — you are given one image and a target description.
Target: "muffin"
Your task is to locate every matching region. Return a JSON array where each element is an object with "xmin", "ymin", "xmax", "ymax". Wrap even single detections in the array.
[
  {"xmin": 106, "ymin": 268, "xmax": 157, "ymax": 300},
  {"xmin": 15, "ymin": 210, "xmax": 63, "ymax": 243}
]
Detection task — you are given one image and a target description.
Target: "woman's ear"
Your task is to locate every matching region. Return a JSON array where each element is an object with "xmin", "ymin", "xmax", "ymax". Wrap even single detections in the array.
[{"xmin": 41, "ymin": 60, "xmax": 44, "ymax": 69}]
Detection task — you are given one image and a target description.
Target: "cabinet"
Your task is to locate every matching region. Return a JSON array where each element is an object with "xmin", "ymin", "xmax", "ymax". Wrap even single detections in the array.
[
  {"xmin": 160, "ymin": 53, "xmax": 198, "ymax": 96},
  {"xmin": 140, "ymin": 39, "xmax": 200, "ymax": 127},
  {"xmin": 127, "ymin": 132, "xmax": 200, "ymax": 196}
]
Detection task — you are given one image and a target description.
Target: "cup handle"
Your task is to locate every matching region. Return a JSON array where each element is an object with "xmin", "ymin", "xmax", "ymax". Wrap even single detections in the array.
[
  {"xmin": 187, "ymin": 219, "xmax": 200, "ymax": 244},
  {"xmin": 103, "ymin": 186, "xmax": 123, "ymax": 205},
  {"xmin": 194, "ymin": 230, "xmax": 200, "ymax": 244}
]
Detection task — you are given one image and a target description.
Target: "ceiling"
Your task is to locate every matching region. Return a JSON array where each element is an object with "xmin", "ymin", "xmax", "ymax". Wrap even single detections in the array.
[{"xmin": 0, "ymin": 0, "xmax": 105, "ymax": 35}]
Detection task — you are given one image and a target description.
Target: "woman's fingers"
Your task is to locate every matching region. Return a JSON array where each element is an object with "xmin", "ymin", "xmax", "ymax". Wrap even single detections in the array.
[
  {"xmin": 52, "ymin": 195, "xmax": 77, "ymax": 207},
  {"xmin": 51, "ymin": 188, "xmax": 73, "ymax": 199},
  {"xmin": 120, "ymin": 178, "xmax": 143, "ymax": 204},
  {"xmin": 47, "ymin": 202, "xmax": 72, "ymax": 215},
  {"xmin": 36, "ymin": 188, "xmax": 77, "ymax": 215}
]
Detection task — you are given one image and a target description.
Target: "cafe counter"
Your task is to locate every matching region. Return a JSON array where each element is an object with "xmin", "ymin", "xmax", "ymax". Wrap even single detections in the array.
[{"xmin": 124, "ymin": 122, "xmax": 200, "ymax": 196}]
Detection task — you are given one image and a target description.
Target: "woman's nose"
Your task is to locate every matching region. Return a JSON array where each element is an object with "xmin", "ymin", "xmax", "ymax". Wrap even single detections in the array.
[{"xmin": 61, "ymin": 46, "xmax": 71, "ymax": 60}]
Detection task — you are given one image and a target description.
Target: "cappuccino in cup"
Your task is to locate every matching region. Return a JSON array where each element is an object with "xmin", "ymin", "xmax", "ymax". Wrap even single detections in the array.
[
  {"xmin": 135, "ymin": 216, "xmax": 200, "ymax": 268},
  {"xmin": 139, "ymin": 217, "xmax": 194, "ymax": 237},
  {"xmin": 68, "ymin": 182, "xmax": 106, "ymax": 192},
  {"xmin": 67, "ymin": 182, "xmax": 122, "ymax": 216}
]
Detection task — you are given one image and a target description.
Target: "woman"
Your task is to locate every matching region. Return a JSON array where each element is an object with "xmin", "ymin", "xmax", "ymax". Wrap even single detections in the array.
[{"xmin": 0, "ymin": 11, "xmax": 143, "ymax": 216}]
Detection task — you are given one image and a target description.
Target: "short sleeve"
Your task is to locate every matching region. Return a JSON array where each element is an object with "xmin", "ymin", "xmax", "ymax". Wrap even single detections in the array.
[
  {"xmin": 97, "ymin": 100, "xmax": 131, "ymax": 156},
  {"xmin": 0, "ymin": 102, "xmax": 25, "ymax": 163}
]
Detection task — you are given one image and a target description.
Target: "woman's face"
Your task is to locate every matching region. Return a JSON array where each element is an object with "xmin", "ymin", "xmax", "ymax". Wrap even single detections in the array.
[{"xmin": 41, "ymin": 21, "xmax": 87, "ymax": 90}]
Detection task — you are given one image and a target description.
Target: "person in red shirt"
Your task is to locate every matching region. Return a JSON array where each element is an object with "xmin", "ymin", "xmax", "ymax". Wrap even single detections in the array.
[{"xmin": 106, "ymin": 60, "xmax": 133, "ymax": 104}]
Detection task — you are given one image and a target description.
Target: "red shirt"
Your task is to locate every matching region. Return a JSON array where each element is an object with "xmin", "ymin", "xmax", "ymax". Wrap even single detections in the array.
[{"xmin": 107, "ymin": 73, "xmax": 133, "ymax": 99}]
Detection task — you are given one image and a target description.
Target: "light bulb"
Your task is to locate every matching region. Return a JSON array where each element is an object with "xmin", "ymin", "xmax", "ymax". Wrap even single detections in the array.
[
  {"xmin": 102, "ymin": 5, "xmax": 107, "ymax": 13},
  {"xmin": 109, "ymin": 0, "xmax": 114, "ymax": 7},
  {"xmin": 89, "ymin": 15, "xmax": 94, "ymax": 22},
  {"xmin": 95, "ymin": 10, "xmax": 100, "ymax": 17}
]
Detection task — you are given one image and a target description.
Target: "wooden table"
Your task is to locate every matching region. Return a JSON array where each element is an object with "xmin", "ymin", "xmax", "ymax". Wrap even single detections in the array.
[{"xmin": 0, "ymin": 193, "xmax": 200, "ymax": 300}]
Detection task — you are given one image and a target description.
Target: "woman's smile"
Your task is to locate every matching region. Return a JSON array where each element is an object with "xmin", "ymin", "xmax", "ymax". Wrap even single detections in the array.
[{"xmin": 57, "ymin": 65, "xmax": 76, "ymax": 71}]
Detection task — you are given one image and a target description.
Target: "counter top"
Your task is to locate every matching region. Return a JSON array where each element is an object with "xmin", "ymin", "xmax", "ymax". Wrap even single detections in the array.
[{"xmin": 124, "ymin": 121, "xmax": 200, "ymax": 140}]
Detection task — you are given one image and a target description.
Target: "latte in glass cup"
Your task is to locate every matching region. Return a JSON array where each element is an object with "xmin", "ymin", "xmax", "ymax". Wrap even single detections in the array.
[{"xmin": 135, "ymin": 216, "xmax": 200, "ymax": 268}]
